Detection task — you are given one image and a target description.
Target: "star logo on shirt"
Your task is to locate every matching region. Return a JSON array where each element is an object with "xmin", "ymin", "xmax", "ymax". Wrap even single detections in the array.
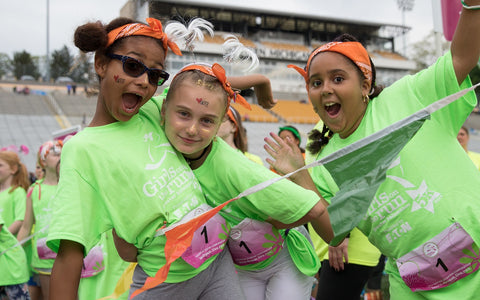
[
  {"xmin": 144, "ymin": 132, "xmax": 153, "ymax": 142},
  {"xmin": 406, "ymin": 180, "xmax": 440, "ymax": 214}
]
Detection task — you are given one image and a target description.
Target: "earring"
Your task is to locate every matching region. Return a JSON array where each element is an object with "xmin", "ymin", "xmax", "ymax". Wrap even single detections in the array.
[{"xmin": 363, "ymin": 94, "xmax": 370, "ymax": 104}]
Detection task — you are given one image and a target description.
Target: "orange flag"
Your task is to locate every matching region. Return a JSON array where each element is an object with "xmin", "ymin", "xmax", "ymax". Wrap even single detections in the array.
[
  {"xmin": 130, "ymin": 197, "xmax": 237, "ymax": 298},
  {"xmin": 131, "ymin": 164, "xmax": 298, "ymax": 298}
]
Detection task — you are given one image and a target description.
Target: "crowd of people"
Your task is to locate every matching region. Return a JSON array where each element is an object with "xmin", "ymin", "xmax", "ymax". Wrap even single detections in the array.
[{"xmin": 2, "ymin": 2, "xmax": 480, "ymax": 299}]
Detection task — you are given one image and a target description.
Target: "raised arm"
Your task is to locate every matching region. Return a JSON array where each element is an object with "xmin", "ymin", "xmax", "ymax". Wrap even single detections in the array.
[
  {"xmin": 8, "ymin": 220, "xmax": 22, "ymax": 236},
  {"xmin": 264, "ymin": 132, "xmax": 328, "ymax": 207},
  {"xmin": 264, "ymin": 132, "xmax": 334, "ymax": 242},
  {"xmin": 451, "ymin": 1, "xmax": 480, "ymax": 84},
  {"xmin": 17, "ymin": 189, "xmax": 34, "ymax": 242},
  {"xmin": 268, "ymin": 200, "xmax": 333, "ymax": 243},
  {"xmin": 228, "ymin": 74, "xmax": 276, "ymax": 109}
]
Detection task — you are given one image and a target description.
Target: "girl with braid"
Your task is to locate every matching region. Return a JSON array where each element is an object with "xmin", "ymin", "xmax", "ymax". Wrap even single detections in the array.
[{"xmin": 265, "ymin": 2, "xmax": 480, "ymax": 299}]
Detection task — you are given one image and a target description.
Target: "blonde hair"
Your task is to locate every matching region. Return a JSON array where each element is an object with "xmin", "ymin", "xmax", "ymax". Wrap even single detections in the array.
[{"xmin": 166, "ymin": 70, "xmax": 228, "ymax": 108}]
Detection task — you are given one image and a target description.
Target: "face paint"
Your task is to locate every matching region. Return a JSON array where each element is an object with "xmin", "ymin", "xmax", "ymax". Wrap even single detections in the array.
[
  {"xmin": 163, "ymin": 81, "xmax": 224, "ymax": 159},
  {"xmin": 196, "ymin": 98, "xmax": 209, "ymax": 106},
  {"xmin": 114, "ymin": 75, "xmax": 125, "ymax": 83}
]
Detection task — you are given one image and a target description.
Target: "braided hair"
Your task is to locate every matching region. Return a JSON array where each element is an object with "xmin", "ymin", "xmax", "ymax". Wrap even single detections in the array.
[{"xmin": 306, "ymin": 124, "xmax": 334, "ymax": 155}]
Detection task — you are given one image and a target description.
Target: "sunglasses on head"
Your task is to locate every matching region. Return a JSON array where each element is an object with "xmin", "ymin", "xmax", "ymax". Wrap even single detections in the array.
[
  {"xmin": 107, "ymin": 54, "xmax": 169, "ymax": 86},
  {"xmin": 48, "ymin": 145, "xmax": 62, "ymax": 156}
]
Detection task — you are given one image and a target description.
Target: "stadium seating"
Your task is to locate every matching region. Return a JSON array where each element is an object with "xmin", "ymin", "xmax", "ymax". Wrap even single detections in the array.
[
  {"xmin": 204, "ymin": 34, "xmax": 257, "ymax": 48},
  {"xmin": 231, "ymin": 102, "xmax": 278, "ymax": 123},
  {"xmin": 261, "ymin": 41, "xmax": 310, "ymax": 52},
  {"xmin": 270, "ymin": 100, "xmax": 320, "ymax": 124},
  {"xmin": 238, "ymin": 37, "xmax": 256, "ymax": 48},
  {"xmin": 231, "ymin": 99, "xmax": 320, "ymax": 124},
  {"xmin": 51, "ymin": 91, "xmax": 97, "ymax": 118},
  {"xmin": 203, "ymin": 34, "xmax": 225, "ymax": 44}
]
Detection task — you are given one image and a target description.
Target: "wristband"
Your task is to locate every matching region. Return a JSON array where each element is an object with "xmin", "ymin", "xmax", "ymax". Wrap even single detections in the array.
[{"xmin": 461, "ymin": 0, "xmax": 480, "ymax": 10}]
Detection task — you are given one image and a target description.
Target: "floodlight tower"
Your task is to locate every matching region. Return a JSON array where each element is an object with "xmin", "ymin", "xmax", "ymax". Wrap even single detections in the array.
[
  {"xmin": 46, "ymin": 0, "xmax": 50, "ymax": 82},
  {"xmin": 397, "ymin": 0, "xmax": 415, "ymax": 56}
]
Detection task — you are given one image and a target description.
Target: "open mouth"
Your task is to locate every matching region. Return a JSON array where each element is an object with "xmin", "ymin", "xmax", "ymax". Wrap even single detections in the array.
[
  {"xmin": 325, "ymin": 103, "xmax": 341, "ymax": 117},
  {"xmin": 122, "ymin": 93, "xmax": 143, "ymax": 114}
]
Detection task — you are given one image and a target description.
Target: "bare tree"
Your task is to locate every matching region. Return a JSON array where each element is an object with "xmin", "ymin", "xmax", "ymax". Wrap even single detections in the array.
[{"xmin": 409, "ymin": 30, "xmax": 450, "ymax": 73}]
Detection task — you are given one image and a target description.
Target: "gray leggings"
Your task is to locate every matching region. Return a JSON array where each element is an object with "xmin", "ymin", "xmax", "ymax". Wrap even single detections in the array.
[{"xmin": 130, "ymin": 248, "xmax": 245, "ymax": 299}]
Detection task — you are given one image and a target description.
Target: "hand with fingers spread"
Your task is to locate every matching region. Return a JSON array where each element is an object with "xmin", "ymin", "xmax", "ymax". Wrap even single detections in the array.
[
  {"xmin": 264, "ymin": 132, "xmax": 305, "ymax": 175},
  {"xmin": 328, "ymin": 236, "xmax": 349, "ymax": 271}
]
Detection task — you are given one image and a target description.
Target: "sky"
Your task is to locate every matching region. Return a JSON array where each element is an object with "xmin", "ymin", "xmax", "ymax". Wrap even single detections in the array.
[{"xmin": 0, "ymin": 0, "xmax": 440, "ymax": 59}]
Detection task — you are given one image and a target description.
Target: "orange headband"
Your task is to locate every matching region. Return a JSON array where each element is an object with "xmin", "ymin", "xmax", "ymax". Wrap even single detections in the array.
[
  {"xmin": 38, "ymin": 140, "xmax": 63, "ymax": 168},
  {"xmin": 107, "ymin": 18, "xmax": 182, "ymax": 56},
  {"xmin": 227, "ymin": 106, "xmax": 240, "ymax": 133},
  {"xmin": 288, "ymin": 41, "xmax": 372, "ymax": 91},
  {"xmin": 176, "ymin": 63, "xmax": 252, "ymax": 110}
]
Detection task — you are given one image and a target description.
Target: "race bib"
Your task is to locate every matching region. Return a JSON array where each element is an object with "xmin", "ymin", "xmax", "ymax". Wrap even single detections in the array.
[
  {"xmin": 181, "ymin": 204, "xmax": 230, "ymax": 268},
  {"xmin": 228, "ymin": 218, "xmax": 284, "ymax": 266},
  {"xmin": 36, "ymin": 237, "xmax": 57, "ymax": 260},
  {"xmin": 81, "ymin": 245, "xmax": 105, "ymax": 278},
  {"xmin": 396, "ymin": 222, "xmax": 479, "ymax": 291}
]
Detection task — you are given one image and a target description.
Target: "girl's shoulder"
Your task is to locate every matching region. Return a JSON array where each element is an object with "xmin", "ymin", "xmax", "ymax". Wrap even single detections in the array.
[
  {"xmin": 7, "ymin": 185, "xmax": 27, "ymax": 196},
  {"xmin": 27, "ymin": 180, "xmax": 42, "ymax": 193},
  {"xmin": 141, "ymin": 94, "xmax": 165, "ymax": 120},
  {"xmin": 34, "ymin": 178, "xmax": 44, "ymax": 185}
]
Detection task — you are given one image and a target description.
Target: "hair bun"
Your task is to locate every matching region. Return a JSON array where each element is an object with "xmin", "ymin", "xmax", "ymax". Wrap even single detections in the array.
[{"xmin": 74, "ymin": 21, "xmax": 108, "ymax": 53}]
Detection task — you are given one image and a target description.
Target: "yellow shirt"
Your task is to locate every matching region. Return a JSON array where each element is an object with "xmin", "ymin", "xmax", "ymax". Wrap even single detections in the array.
[
  {"xmin": 244, "ymin": 152, "xmax": 264, "ymax": 166},
  {"xmin": 467, "ymin": 150, "xmax": 480, "ymax": 171}
]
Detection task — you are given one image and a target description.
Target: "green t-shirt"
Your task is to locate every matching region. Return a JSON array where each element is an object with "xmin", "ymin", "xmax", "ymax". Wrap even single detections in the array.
[
  {"xmin": 29, "ymin": 180, "xmax": 57, "ymax": 269},
  {"xmin": 0, "ymin": 187, "xmax": 26, "ymax": 228},
  {"xmin": 47, "ymin": 97, "xmax": 216, "ymax": 282},
  {"xmin": 306, "ymin": 122, "xmax": 381, "ymax": 267},
  {"xmin": 194, "ymin": 137, "xmax": 320, "ymax": 270},
  {"xmin": 0, "ymin": 214, "xmax": 29, "ymax": 285},
  {"xmin": 78, "ymin": 230, "xmax": 130, "ymax": 300},
  {"xmin": 307, "ymin": 52, "xmax": 480, "ymax": 277}
]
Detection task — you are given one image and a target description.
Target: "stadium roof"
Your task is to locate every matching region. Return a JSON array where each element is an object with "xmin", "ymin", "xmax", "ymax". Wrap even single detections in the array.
[{"xmin": 156, "ymin": 0, "xmax": 408, "ymax": 29}]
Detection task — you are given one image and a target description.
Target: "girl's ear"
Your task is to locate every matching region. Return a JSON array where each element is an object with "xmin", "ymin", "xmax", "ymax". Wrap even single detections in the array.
[
  {"xmin": 40, "ymin": 159, "xmax": 47, "ymax": 169},
  {"xmin": 362, "ymin": 77, "xmax": 372, "ymax": 96},
  {"xmin": 94, "ymin": 54, "xmax": 109, "ymax": 79}
]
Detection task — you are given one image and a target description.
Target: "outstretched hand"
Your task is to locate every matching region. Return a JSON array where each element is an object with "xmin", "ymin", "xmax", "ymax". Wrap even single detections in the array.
[{"xmin": 264, "ymin": 132, "xmax": 304, "ymax": 175}]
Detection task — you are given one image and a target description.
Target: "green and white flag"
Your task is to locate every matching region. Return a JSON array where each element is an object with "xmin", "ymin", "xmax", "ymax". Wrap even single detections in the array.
[
  {"xmin": 146, "ymin": 84, "xmax": 480, "ymax": 268},
  {"xmin": 124, "ymin": 84, "xmax": 479, "ymax": 292},
  {"xmin": 317, "ymin": 83, "xmax": 480, "ymax": 245},
  {"xmin": 322, "ymin": 114, "xmax": 429, "ymax": 245},
  {"xmin": 229, "ymin": 83, "xmax": 479, "ymax": 245}
]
